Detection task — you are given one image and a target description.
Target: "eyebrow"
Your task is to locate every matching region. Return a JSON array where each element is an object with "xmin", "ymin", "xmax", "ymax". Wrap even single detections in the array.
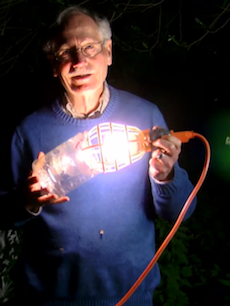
[{"xmin": 60, "ymin": 37, "xmax": 100, "ymax": 47}]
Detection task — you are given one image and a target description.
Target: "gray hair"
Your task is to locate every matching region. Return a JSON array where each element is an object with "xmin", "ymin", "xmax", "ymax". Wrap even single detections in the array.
[{"xmin": 43, "ymin": 6, "xmax": 112, "ymax": 56}]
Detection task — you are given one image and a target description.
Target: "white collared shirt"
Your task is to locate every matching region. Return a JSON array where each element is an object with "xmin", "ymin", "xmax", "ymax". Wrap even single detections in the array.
[{"xmin": 62, "ymin": 82, "xmax": 110, "ymax": 118}]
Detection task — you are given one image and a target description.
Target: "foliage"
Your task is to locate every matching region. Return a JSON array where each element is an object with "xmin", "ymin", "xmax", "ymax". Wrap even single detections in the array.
[
  {"xmin": 0, "ymin": 230, "xmax": 22, "ymax": 303},
  {"xmin": 153, "ymin": 218, "xmax": 192, "ymax": 306},
  {"xmin": 0, "ymin": 0, "xmax": 230, "ymax": 77},
  {"xmin": 153, "ymin": 192, "xmax": 230, "ymax": 306}
]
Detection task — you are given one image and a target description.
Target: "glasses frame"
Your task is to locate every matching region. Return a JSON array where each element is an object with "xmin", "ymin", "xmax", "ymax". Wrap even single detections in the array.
[{"xmin": 54, "ymin": 40, "xmax": 105, "ymax": 62}]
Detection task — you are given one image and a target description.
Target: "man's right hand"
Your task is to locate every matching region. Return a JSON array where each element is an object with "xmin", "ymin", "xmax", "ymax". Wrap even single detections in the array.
[{"xmin": 24, "ymin": 152, "xmax": 69, "ymax": 214}]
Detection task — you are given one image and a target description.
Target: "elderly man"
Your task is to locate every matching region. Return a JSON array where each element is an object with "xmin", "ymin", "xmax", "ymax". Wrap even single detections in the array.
[{"xmin": 0, "ymin": 5, "xmax": 196, "ymax": 306}]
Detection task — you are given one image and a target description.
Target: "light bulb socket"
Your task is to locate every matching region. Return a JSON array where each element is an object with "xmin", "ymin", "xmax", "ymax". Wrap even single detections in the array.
[{"xmin": 149, "ymin": 127, "xmax": 171, "ymax": 142}]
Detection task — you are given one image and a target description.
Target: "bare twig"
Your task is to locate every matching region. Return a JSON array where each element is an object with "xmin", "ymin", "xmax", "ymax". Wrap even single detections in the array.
[
  {"xmin": 0, "ymin": 31, "xmax": 37, "ymax": 76},
  {"xmin": 141, "ymin": 0, "xmax": 165, "ymax": 13},
  {"xmin": 79, "ymin": 0, "xmax": 90, "ymax": 6},
  {"xmin": 149, "ymin": 3, "xmax": 162, "ymax": 51},
  {"xmin": 110, "ymin": 0, "xmax": 132, "ymax": 23},
  {"xmin": 209, "ymin": 16, "xmax": 230, "ymax": 33},
  {"xmin": 209, "ymin": 2, "xmax": 230, "ymax": 29},
  {"xmin": 0, "ymin": 0, "xmax": 12, "ymax": 35},
  {"xmin": 179, "ymin": 0, "xmax": 182, "ymax": 40},
  {"xmin": 0, "ymin": 29, "xmax": 36, "ymax": 62},
  {"xmin": 157, "ymin": 4, "xmax": 162, "ymax": 41},
  {"xmin": 113, "ymin": 34, "xmax": 132, "ymax": 51},
  {"xmin": 1, "ymin": 26, "xmax": 33, "ymax": 31},
  {"xmin": 185, "ymin": 4, "xmax": 230, "ymax": 49},
  {"xmin": 97, "ymin": 0, "xmax": 107, "ymax": 4},
  {"xmin": 0, "ymin": 16, "xmax": 11, "ymax": 35},
  {"xmin": 168, "ymin": 1, "xmax": 230, "ymax": 50},
  {"xmin": 116, "ymin": 0, "xmax": 165, "ymax": 9},
  {"xmin": 0, "ymin": 45, "xmax": 13, "ymax": 61},
  {"xmin": 0, "ymin": 0, "xmax": 26, "ymax": 10},
  {"xmin": 0, "ymin": 55, "xmax": 18, "ymax": 75}
]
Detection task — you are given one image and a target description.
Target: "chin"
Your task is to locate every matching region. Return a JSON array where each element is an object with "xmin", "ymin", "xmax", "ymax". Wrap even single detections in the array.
[{"xmin": 70, "ymin": 82, "xmax": 102, "ymax": 94}]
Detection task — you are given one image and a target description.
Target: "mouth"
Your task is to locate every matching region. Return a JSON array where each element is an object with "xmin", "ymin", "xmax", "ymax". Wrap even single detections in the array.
[{"xmin": 72, "ymin": 74, "xmax": 92, "ymax": 80}]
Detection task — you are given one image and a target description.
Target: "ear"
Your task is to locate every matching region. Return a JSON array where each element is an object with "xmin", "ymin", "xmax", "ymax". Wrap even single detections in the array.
[
  {"xmin": 47, "ymin": 55, "xmax": 58, "ymax": 77},
  {"xmin": 106, "ymin": 39, "xmax": 112, "ymax": 66},
  {"xmin": 53, "ymin": 68, "xmax": 58, "ymax": 77}
]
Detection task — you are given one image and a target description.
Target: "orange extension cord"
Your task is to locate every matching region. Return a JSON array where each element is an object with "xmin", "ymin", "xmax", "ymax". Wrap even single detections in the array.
[{"xmin": 116, "ymin": 131, "xmax": 211, "ymax": 306}]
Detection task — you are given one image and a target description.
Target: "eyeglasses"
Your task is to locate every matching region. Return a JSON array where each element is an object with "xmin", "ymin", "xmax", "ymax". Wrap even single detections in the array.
[{"xmin": 55, "ymin": 41, "xmax": 105, "ymax": 62}]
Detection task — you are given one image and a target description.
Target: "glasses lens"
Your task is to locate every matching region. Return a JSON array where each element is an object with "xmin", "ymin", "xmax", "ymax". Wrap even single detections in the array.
[
  {"xmin": 83, "ymin": 42, "xmax": 103, "ymax": 57},
  {"xmin": 55, "ymin": 42, "xmax": 104, "ymax": 61},
  {"xmin": 55, "ymin": 50, "xmax": 71, "ymax": 62}
]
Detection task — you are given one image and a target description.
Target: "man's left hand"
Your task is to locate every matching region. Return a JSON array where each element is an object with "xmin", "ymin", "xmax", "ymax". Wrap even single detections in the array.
[{"xmin": 149, "ymin": 130, "xmax": 181, "ymax": 182}]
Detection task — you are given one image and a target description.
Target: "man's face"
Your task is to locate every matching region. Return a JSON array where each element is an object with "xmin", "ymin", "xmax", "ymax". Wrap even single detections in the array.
[{"xmin": 53, "ymin": 14, "xmax": 112, "ymax": 96}]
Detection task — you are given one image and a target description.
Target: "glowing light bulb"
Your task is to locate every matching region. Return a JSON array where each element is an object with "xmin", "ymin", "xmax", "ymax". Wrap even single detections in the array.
[{"xmin": 82, "ymin": 122, "xmax": 151, "ymax": 172}]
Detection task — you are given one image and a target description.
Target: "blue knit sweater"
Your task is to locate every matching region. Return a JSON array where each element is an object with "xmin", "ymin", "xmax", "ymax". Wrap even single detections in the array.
[{"xmin": 1, "ymin": 86, "xmax": 196, "ymax": 306}]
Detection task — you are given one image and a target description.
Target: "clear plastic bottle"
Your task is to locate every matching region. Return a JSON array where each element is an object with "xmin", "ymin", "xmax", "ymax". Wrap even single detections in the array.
[
  {"xmin": 32, "ymin": 132, "xmax": 99, "ymax": 197},
  {"xmin": 32, "ymin": 122, "xmax": 150, "ymax": 197}
]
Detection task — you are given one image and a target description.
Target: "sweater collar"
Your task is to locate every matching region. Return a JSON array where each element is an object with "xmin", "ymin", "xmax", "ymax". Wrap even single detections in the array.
[
  {"xmin": 51, "ymin": 85, "xmax": 118, "ymax": 127},
  {"xmin": 61, "ymin": 82, "xmax": 110, "ymax": 119}
]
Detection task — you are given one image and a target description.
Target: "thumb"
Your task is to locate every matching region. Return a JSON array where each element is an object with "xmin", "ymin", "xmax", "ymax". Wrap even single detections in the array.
[{"xmin": 37, "ymin": 151, "xmax": 45, "ymax": 159}]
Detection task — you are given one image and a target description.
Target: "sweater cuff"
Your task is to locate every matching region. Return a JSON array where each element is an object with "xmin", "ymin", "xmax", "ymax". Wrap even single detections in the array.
[
  {"xmin": 11, "ymin": 187, "xmax": 41, "ymax": 227},
  {"xmin": 150, "ymin": 175, "xmax": 172, "ymax": 185},
  {"xmin": 26, "ymin": 206, "xmax": 43, "ymax": 216},
  {"xmin": 150, "ymin": 163, "xmax": 183, "ymax": 197}
]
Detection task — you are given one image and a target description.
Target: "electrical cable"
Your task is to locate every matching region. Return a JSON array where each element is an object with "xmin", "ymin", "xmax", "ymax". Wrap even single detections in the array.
[{"xmin": 115, "ymin": 131, "xmax": 211, "ymax": 306}]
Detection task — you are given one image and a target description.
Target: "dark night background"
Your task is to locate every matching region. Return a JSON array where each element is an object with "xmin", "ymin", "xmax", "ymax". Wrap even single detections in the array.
[{"xmin": 0, "ymin": 0, "xmax": 230, "ymax": 305}]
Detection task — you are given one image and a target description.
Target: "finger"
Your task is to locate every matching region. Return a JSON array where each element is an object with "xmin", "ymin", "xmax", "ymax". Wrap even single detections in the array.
[
  {"xmin": 151, "ymin": 150, "xmax": 171, "ymax": 167},
  {"xmin": 151, "ymin": 145, "xmax": 169, "ymax": 161},
  {"xmin": 27, "ymin": 175, "xmax": 39, "ymax": 185},
  {"xmin": 37, "ymin": 151, "xmax": 45, "ymax": 159},
  {"xmin": 156, "ymin": 151, "xmax": 166, "ymax": 163},
  {"xmin": 149, "ymin": 154, "xmax": 174, "ymax": 181},
  {"xmin": 152, "ymin": 138, "xmax": 179, "ymax": 156},
  {"xmin": 51, "ymin": 196, "xmax": 70, "ymax": 204},
  {"xmin": 37, "ymin": 193, "xmax": 58, "ymax": 204},
  {"xmin": 161, "ymin": 135, "xmax": 181, "ymax": 150},
  {"xmin": 31, "ymin": 188, "xmax": 50, "ymax": 198},
  {"xmin": 149, "ymin": 157, "xmax": 164, "ymax": 177},
  {"xmin": 37, "ymin": 194, "xmax": 69, "ymax": 205}
]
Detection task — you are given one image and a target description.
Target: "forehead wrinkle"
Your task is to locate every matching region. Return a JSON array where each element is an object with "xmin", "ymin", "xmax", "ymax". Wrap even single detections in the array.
[{"xmin": 62, "ymin": 14, "xmax": 102, "ymax": 44}]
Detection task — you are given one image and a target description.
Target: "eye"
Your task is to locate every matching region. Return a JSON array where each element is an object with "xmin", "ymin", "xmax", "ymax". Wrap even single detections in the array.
[
  {"xmin": 83, "ymin": 44, "xmax": 98, "ymax": 57},
  {"xmin": 85, "ymin": 44, "xmax": 95, "ymax": 51},
  {"xmin": 61, "ymin": 49, "xmax": 72, "ymax": 56},
  {"xmin": 55, "ymin": 49, "xmax": 72, "ymax": 60},
  {"xmin": 55, "ymin": 48, "xmax": 73, "ymax": 62}
]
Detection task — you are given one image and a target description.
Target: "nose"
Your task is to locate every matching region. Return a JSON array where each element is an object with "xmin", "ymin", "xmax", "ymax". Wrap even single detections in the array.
[{"xmin": 71, "ymin": 50, "xmax": 87, "ymax": 68}]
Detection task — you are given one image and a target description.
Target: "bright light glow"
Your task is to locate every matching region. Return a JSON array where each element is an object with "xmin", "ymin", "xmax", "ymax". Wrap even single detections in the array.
[
  {"xmin": 82, "ymin": 122, "xmax": 151, "ymax": 172},
  {"xmin": 102, "ymin": 132, "xmax": 130, "ymax": 163}
]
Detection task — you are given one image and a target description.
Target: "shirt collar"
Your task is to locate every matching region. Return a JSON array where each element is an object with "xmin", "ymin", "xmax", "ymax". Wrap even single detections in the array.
[{"xmin": 62, "ymin": 82, "xmax": 110, "ymax": 119}]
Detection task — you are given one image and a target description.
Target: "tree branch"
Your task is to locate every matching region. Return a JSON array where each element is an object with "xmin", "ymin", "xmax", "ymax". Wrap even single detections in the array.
[
  {"xmin": 0, "ymin": 31, "xmax": 37, "ymax": 76},
  {"xmin": 150, "ymin": 3, "xmax": 162, "ymax": 51},
  {"xmin": 209, "ymin": 16, "xmax": 230, "ymax": 33},
  {"xmin": 112, "ymin": 0, "xmax": 165, "ymax": 13},
  {"xmin": 0, "ymin": 0, "xmax": 26, "ymax": 10},
  {"xmin": 141, "ymin": 0, "xmax": 165, "ymax": 13},
  {"xmin": 0, "ymin": 0, "xmax": 12, "ymax": 35},
  {"xmin": 110, "ymin": 0, "xmax": 132, "ymax": 23},
  {"xmin": 169, "ymin": 2, "xmax": 230, "ymax": 50},
  {"xmin": 209, "ymin": 2, "xmax": 230, "ymax": 29},
  {"xmin": 178, "ymin": 0, "xmax": 182, "ymax": 40}
]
